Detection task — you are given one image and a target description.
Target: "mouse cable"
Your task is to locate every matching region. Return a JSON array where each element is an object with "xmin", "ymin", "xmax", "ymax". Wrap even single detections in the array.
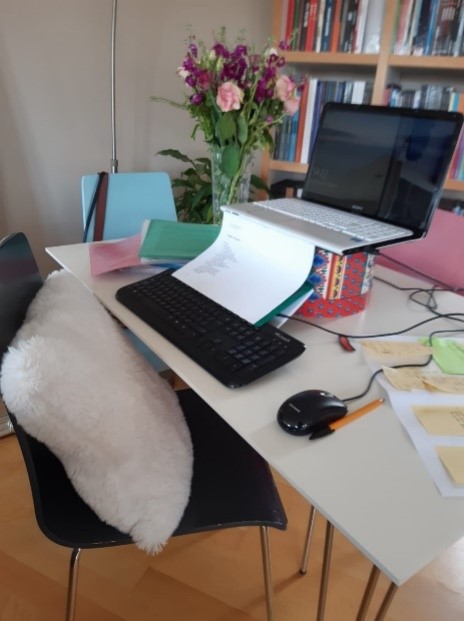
[
  {"xmin": 278, "ymin": 310, "xmax": 464, "ymax": 341},
  {"xmin": 340, "ymin": 327, "xmax": 464, "ymax": 403}
]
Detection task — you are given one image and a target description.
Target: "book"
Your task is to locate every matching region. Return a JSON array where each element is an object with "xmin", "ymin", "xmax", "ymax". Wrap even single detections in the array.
[
  {"xmin": 432, "ymin": 0, "xmax": 462, "ymax": 55},
  {"xmin": 306, "ymin": 0, "xmax": 320, "ymax": 49},
  {"xmin": 295, "ymin": 80, "xmax": 309, "ymax": 161},
  {"xmin": 362, "ymin": 0, "xmax": 386, "ymax": 52},
  {"xmin": 139, "ymin": 220, "xmax": 220, "ymax": 261},
  {"xmin": 300, "ymin": 77, "xmax": 319, "ymax": 163},
  {"xmin": 330, "ymin": 0, "xmax": 344, "ymax": 50},
  {"xmin": 353, "ymin": 0, "xmax": 371, "ymax": 52},
  {"xmin": 394, "ymin": 0, "xmax": 416, "ymax": 54},
  {"xmin": 321, "ymin": 0, "xmax": 336, "ymax": 51}
]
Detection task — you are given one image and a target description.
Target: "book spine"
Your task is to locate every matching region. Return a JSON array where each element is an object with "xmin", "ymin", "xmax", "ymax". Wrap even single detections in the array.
[
  {"xmin": 342, "ymin": 0, "xmax": 360, "ymax": 52},
  {"xmin": 321, "ymin": 0, "xmax": 336, "ymax": 51},
  {"xmin": 306, "ymin": 0, "xmax": 320, "ymax": 49},
  {"xmin": 299, "ymin": 0, "xmax": 311, "ymax": 49},
  {"xmin": 307, "ymin": 81, "xmax": 326, "ymax": 161},
  {"xmin": 292, "ymin": 0, "xmax": 303, "ymax": 49},
  {"xmin": 452, "ymin": 0, "xmax": 464, "ymax": 54},
  {"xmin": 287, "ymin": 107, "xmax": 301, "ymax": 161},
  {"xmin": 354, "ymin": 0, "xmax": 371, "ymax": 52},
  {"xmin": 330, "ymin": 0, "xmax": 344, "ymax": 50},
  {"xmin": 301, "ymin": 78, "xmax": 319, "ymax": 164},
  {"xmin": 315, "ymin": 0, "xmax": 327, "ymax": 51},
  {"xmin": 424, "ymin": 0, "xmax": 442, "ymax": 53},
  {"xmin": 295, "ymin": 80, "xmax": 309, "ymax": 161},
  {"xmin": 280, "ymin": 0, "xmax": 290, "ymax": 40},
  {"xmin": 394, "ymin": 0, "xmax": 416, "ymax": 54},
  {"xmin": 285, "ymin": 0, "xmax": 296, "ymax": 43},
  {"xmin": 412, "ymin": 0, "xmax": 433, "ymax": 53}
]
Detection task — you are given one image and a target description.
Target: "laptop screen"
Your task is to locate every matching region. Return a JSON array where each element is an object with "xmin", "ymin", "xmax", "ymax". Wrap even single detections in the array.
[{"xmin": 302, "ymin": 103, "xmax": 463, "ymax": 235}]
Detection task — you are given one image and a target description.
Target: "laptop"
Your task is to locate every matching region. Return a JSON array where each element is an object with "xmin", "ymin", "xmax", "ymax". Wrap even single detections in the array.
[{"xmin": 223, "ymin": 103, "xmax": 463, "ymax": 255}]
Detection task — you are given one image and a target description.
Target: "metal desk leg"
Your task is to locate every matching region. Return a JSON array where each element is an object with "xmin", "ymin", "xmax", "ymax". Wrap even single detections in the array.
[
  {"xmin": 300, "ymin": 505, "xmax": 317, "ymax": 574},
  {"xmin": 316, "ymin": 520, "xmax": 334, "ymax": 621},
  {"xmin": 356, "ymin": 564, "xmax": 399, "ymax": 621},
  {"xmin": 375, "ymin": 582, "xmax": 398, "ymax": 621},
  {"xmin": 356, "ymin": 565, "xmax": 380, "ymax": 621}
]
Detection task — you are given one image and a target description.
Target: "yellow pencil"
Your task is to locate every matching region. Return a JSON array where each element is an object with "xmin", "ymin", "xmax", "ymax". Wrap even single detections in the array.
[
  {"xmin": 310, "ymin": 398, "xmax": 385, "ymax": 440},
  {"xmin": 331, "ymin": 398, "xmax": 385, "ymax": 431}
]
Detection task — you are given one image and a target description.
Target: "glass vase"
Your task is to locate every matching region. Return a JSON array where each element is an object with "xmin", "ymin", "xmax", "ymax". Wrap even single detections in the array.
[{"xmin": 210, "ymin": 147, "xmax": 253, "ymax": 224}]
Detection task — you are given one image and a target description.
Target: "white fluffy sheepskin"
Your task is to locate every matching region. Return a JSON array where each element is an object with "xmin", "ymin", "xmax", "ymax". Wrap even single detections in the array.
[{"xmin": 0, "ymin": 270, "xmax": 193, "ymax": 553}]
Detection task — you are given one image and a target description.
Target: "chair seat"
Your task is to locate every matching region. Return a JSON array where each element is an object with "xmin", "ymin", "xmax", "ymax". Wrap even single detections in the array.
[{"xmin": 14, "ymin": 389, "xmax": 286, "ymax": 550}]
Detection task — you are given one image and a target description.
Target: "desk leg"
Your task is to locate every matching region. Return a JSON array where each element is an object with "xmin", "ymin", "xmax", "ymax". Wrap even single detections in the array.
[
  {"xmin": 316, "ymin": 520, "xmax": 334, "ymax": 621},
  {"xmin": 300, "ymin": 505, "xmax": 317, "ymax": 574},
  {"xmin": 375, "ymin": 582, "xmax": 398, "ymax": 621},
  {"xmin": 356, "ymin": 565, "xmax": 399, "ymax": 621},
  {"xmin": 356, "ymin": 565, "xmax": 380, "ymax": 621}
]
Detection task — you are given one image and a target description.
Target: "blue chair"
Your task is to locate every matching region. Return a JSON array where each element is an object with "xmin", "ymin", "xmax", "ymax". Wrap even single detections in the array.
[
  {"xmin": 81, "ymin": 171, "xmax": 177, "ymax": 240},
  {"xmin": 81, "ymin": 172, "xmax": 177, "ymax": 371}
]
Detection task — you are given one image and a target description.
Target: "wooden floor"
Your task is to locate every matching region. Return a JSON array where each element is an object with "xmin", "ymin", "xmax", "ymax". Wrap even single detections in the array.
[{"xmin": 1, "ymin": 431, "xmax": 464, "ymax": 621}]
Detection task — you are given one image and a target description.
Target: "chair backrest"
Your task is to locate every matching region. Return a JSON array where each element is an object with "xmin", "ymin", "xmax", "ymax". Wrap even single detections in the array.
[
  {"xmin": 0, "ymin": 233, "xmax": 43, "ymax": 359},
  {"xmin": 81, "ymin": 171, "xmax": 177, "ymax": 240}
]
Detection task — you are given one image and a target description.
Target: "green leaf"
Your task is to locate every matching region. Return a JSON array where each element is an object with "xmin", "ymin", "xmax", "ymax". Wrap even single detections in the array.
[
  {"xmin": 250, "ymin": 174, "xmax": 269, "ymax": 192},
  {"xmin": 237, "ymin": 116, "xmax": 248, "ymax": 145},
  {"xmin": 221, "ymin": 144, "xmax": 240, "ymax": 178},
  {"xmin": 216, "ymin": 113, "xmax": 236, "ymax": 144},
  {"xmin": 156, "ymin": 149, "xmax": 192, "ymax": 163}
]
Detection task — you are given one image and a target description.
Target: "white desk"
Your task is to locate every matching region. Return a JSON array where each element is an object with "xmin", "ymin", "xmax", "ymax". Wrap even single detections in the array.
[{"xmin": 47, "ymin": 243, "xmax": 464, "ymax": 606}]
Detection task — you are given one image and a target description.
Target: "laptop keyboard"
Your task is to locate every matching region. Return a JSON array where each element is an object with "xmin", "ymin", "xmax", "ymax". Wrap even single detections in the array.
[
  {"xmin": 116, "ymin": 269, "xmax": 306, "ymax": 388},
  {"xmin": 253, "ymin": 198, "xmax": 410, "ymax": 242}
]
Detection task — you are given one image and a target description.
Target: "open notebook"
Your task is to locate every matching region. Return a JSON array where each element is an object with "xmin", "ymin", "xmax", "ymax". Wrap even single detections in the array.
[{"xmin": 226, "ymin": 103, "xmax": 463, "ymax": 255}]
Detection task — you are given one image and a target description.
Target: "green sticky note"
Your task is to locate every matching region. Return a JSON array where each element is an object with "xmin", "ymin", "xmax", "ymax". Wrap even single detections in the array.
[
  {"xmin": 139, "ymin": 220, "xmax": 220, "ymax": 260},
  {"xmin": 428, "ymin": 339, "xmax": 464, "ymax": 375}
]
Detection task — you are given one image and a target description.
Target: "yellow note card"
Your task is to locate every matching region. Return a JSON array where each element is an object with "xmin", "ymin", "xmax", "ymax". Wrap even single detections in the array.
[
  {"xmin": 362, "ymin": 340, "xmax": 432, "ymax": 361},
  {"xmin": 413, "ymin": 405, "xmax": 464, "ymax": 435},
  {"xmin": 436, "ymin": 446, "xmax": 464, "ymax": 485},
  {"xmin": 382, "ymin": 366, "xmax": 431, "ymax": 391},
  {"xmin": 422, "ymin": 375, "xmax": 464, "ymax": 394}
]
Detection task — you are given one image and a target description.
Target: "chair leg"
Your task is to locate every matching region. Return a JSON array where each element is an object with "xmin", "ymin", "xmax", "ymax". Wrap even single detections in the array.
[
  {"xmin": 300, "ymin": 505, "xmax": 317, "ymax": 574},
  {"xmin": 65, "ymin": 547, "xmax": 81, "ymax": 621},
  {"xmin": 259, "ymin": 525, "xmax": 275, "ymax": 621}
]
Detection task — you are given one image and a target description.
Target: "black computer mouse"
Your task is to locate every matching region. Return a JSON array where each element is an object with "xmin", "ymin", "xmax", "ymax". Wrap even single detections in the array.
[{"xmin": 277, "ymin": 389, "xmax": 348, "ymax": 436}]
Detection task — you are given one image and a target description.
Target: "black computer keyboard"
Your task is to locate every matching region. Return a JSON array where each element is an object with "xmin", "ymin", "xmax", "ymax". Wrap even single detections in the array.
[{"xmin": 116, "ymin": 269, "xmax": 306, "ymax": 388}]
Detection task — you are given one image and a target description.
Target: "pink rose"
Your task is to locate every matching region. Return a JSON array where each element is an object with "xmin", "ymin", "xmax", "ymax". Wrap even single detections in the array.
[
  {"xmin": 275, "ymin": 74, "xmax": 296, "ymax": 102},
  {"xmin": 216, "ymin": 82, "xmax": 244, "ymax": 112},
  {"xmin": 284, "ymin": 97, "xmax": 300, "ymax": 116}
]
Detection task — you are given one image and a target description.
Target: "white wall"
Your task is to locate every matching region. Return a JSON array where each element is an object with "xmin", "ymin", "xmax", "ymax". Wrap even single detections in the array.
[{"xmin": 0, "ymin": 0, "xmax": 272, "ymax": 273}]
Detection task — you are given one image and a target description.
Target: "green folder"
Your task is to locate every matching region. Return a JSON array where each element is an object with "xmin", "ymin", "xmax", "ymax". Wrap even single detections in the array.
[{"xmin": 139, "ymin": 220, "xmax": 220, "ymax": 260}]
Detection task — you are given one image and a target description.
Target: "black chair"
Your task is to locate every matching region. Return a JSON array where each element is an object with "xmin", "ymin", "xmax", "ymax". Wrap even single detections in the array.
[{"xmin": 0, "ymin": 233, "xmax": 287, "ymax": 621}]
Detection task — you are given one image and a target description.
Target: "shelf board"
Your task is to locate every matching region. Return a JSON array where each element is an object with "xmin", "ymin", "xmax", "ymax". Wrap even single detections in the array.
[
  {"xmin": 270, "ymin": 161, "xmax": 308, "ymax": 174},
  {"xmin": 269, "ymin": 162, "xmax": 464, "ymax": 193},
  {"xmin": 445, "ymin": 179, "xmax": 464, "ymax": 192},
  {"xmin": 388, "ymin": 55, "xmax": 464, "ymax": 71},
  {"xmin": 283, "ymin": 51, "xmax": 379, "ymax": 67}
]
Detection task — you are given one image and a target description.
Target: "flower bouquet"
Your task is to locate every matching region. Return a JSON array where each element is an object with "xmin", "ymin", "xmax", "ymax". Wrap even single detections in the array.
[{"xmin": 152, "ymin": 28, "xmax": 301, "ymax": 222}]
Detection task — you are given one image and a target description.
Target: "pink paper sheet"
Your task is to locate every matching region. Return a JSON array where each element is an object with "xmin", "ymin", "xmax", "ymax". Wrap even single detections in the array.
[
  {"xmin": 88, "ymin": 234, "xmax": 143, "ymax": 276},
  {"xmin": 376, "ymin": 210, "xmax": 464, "ymax": 293}
]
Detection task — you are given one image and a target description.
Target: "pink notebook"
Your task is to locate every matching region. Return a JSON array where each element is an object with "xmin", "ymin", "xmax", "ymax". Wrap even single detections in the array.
[{"xmin": 376, "ymin": 209, "xmax": 464, "ymax": 293}]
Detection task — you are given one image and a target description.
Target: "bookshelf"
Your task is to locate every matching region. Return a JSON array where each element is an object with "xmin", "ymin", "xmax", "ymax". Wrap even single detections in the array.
[{"xmin": 263, "ymin": 0, "xmax": 464, "ymax": 199}]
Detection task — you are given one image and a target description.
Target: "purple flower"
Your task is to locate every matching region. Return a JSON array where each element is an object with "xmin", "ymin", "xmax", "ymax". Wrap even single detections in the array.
[
  {"xmin": 190, "ymin": 93, "xmax": 204, "ymax": 105},
  {"xmin": 212, "ymin": 43, "xmax": 230, "ymax": 58},
  {"xmin": 188, "ymin": 43, "xmax": 198, "ymax": 58}
]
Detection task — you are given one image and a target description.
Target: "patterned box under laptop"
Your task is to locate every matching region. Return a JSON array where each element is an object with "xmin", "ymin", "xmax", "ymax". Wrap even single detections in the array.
[{"xmin": 295, "ymin": 249, "xmax": 375, "ymax": 319}]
